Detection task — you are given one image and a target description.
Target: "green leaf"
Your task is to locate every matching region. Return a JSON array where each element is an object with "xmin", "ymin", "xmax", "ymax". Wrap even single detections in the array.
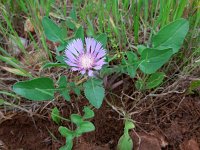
[
  {"xmin": 139, "ymin": 48, "xmax": 173, "ymax": 74},
  {"xmin": 61, "ymin": 90, "xmax": 71, "ymax": 101},
  {"xmin": 83, "ymin": 106, "xmax": 94, "ymax": 119},
  {"xmin": 187, "ymin": 80, "xmax": 200, "ymax": 94},
  {"xmin": 117, "ymin": 133, "xmax": 133, "ymax": 150},
  {"xmin": 56, "ymin": 56, "xmax": 66, "ymax": 64},
  {"xmin": 56, "ymin": 42, "xmax": 68, "ymax": 52},
  {"xmin": 96, "ymin": 33, "xmax": 107, "ymax": 48},
  {"xmin": 135, "ymin": 79, "xmax": 145, "ymax": 91},
  {"xmin": 69, "ymin": 82, "xmax": 81, "ymax": 96},
  {"xmin": 42, "ymin": 62, "xmax": 67, "ymax": 69},
  {"xmin": 58, "ymin": 76, "xmax": 70, "ymax": 101},
  {"xmin": 59, "ymin": 126, "xmax": 74, "ymax": 138},
  {"xmin": 117, "ymin": 120, "xmax": 134, "ymax": 150},
  {"xmin": 76, "ymin": 121, "xmax": 95, "ymax": 134},
  {"xmin": 100, "ymin": 65, "xmax": 121, "ymax": 77},
  {"xmin": 70, "ymin": 114, "xmax": 83, "ymax": 125},
  {"xmin": 124, "ymin": 120, "xmax": 135, "ymax": 133},
  {"xmin": 42, "ymin": 16, "xmax": 66, "ymax": 42},
  {"xmin": 137, "ymin": 45, "xmax": 146, "ymax": 55},
  {"xmin": 59, "ymin": 129, "xmax": 74, "ymax": 150},
  {"xmin": 121, "ymin": 51, "xmax": 138, "ymax": 78},
  {"xmin": 51, "ymin": 107, "xmax": 61, "ymax": 124},
  {"xmin": 86, "ymin": 17, "xmax": 95, "ymax": 37},
  {"xmin": 13, "ymin": 77, "xmax": 54, "ymax": 101},
  {"xmin": 146, "ymin": 72, "xmax": 165, "ymax": 89},
  {"xmin": 75, "ymin": 26, "xmax": 84, "ymax": 42},
  {"xmin": 59, "ymin": 145, "xmax": 71, "ymax": 150},
  {"xmin": 83, "ymin": 79, "xmax": 105, "ymax": 109},
  {"xmin": 0, "ymin": 99, "xmax": 5, "ymax": 105},
  {"xmin": 65, "ymin": 18, "xmax": 76, "ymax": 30},
  {"xmin": 58, "ymin": 76, "xmax": 67, "ymax": 87},
  {"xmin": 152, "ymin": 18, "xmax": 189, "ymax": 53},
  {"xmin": 69, "ymin": 7, "xmax": 77, "ymax": 21}
]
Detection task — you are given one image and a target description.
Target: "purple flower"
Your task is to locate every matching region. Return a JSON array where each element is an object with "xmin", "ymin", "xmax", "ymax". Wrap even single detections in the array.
[{"xmin": 64, "ymin": 37, "xmax": 107, "ymax": 76}]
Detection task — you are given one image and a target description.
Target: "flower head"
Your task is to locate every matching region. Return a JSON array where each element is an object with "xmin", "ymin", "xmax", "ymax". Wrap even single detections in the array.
[{"xmin": 64, "ymin": 37, "xmax": 107, "ymax": 76}]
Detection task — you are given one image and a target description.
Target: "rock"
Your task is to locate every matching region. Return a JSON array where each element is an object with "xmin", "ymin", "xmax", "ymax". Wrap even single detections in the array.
[
  {"xmin": 180, "ymin": 138, "xmax": 200, "ymax": 150},
  {"xmin": 8, "ymin": 36, "xmax": 28, "ymax": 56},
  {"xmin": 0, "ymin": 140, "xmax": 8, "ymax": 150},
  {"xmin": 24, "ymin": 18, "xmax": 34, "ymax": 32},
  {"xmin": 131, "ymin": 131, "xmax": 168, "ymax": 150}
]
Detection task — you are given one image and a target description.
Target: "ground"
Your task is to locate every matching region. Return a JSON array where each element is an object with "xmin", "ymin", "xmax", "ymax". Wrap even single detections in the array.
[{"xmin": 0, "ymin": 82, "xmax": 199, "ymax": 150}]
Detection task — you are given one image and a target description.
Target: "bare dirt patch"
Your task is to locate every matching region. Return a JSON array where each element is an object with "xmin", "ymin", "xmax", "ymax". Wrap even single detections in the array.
[{"xmin": 0, "ymin": 94, "xmax": 199, "ymax": 150}]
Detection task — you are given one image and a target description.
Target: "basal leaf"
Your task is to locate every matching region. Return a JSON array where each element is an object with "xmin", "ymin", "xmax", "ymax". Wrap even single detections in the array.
[
  {"xmin": 42, "ymin": 16, "xmax": 66, "ymax": 42},
  {"xmin": 152, "ymin": 18, "xmax": 189, "ymax": 53},
  {"xmin": 137, "ymin": 45, "xmax": 146, "ymax": 55},
  {"xmin": 121, "ymin": 51, "xmax": 138, "ymax": 78},
  {"xmin": 146, "ymin": 72, "xmax": 165, "ymax": 89},
  {"xmin": 139, "ymin": 48, "xmax": 173, "ymax": 74},
  {"xmin": 13, "ymin": 77, "xmax": 54, "ymax": 101}
]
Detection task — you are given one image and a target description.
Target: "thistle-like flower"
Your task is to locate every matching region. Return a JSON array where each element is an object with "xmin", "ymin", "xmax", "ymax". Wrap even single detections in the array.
[{"xmin": 64, "ymin": 38, "xmax": 107, "ymax": 76}]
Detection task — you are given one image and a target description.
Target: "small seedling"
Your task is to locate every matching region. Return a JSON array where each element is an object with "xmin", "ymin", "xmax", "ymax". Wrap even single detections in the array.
[
  {"xmin": 117, "ymin": 120, "xmax": 135, "ymax": 150},
  {"xmin": 51, "ymin": 106, "xmax": 95, "ymax": 150}
]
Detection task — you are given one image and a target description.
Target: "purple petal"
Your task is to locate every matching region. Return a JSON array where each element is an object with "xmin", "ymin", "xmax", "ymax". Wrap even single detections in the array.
[
  {"xmin": 65, "ymin": 60, "xmax": 78, "ymax": 67},
  {"xmin": 95, "ymin": 49, "xmax": 106, "ymax": 60},
  {"xmin": 73, "ymin": 39, "xmax": 84, "ymax": 54},
  {"xmin": 71, "ymin": 67, "xmax": 79, "ymax": 71},
  {"xmin": 65, "ymin": 50, "xmax": 78, "ymax": 62},
  {"xmin": 90, "ymin": 38, "xmax": 97, "ymax": 54},
  {"xmin": 94, "ymin": 59, "xmax": 106, "ymax": 70},
  {"xmin": 67, "ymin": 40, "xmax": 82, "ymax": 56},
  {"xmin": 93, "ymin": 42, "xmax": 103, "ymax": 56},
  {"xmin": 85, "ymin": 37, "xmax": 92, "ymax": 53},
  {"xmin": 80, "ymin": 69, "xmax": 86, "ymax": 75},
  {"xmin": 88, "ymin": 70, "xmax": 94, "ymax": 76}
]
